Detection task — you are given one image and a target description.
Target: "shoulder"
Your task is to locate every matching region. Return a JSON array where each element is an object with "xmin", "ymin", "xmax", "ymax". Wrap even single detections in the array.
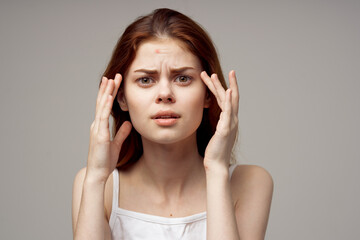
[
  {"xmin": 72, "ymin": 167, "xmax": 114, "ymax": 189},
  {"xmin": 231, "ymin": 164, "xmax": 273, "ymax": 186},
  {"xmin": 72, "ymin": 167, "xmax": 115, "ymax": 192},
  {"xmin": 72, "ymin": 168, "xmax": 115, "ymax": 221},
  {"xmin": 230, "ymin": 164, "xmax": 273, "ymax": 207}
]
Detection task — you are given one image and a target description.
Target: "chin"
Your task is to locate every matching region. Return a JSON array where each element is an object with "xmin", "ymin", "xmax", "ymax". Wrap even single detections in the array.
[
  {"xmin": 144, "ymin": 135, "xmax": 186, "ymax": 145},
  {"xmin": 141, "ymin": 130, "xmax": 197, "ymax": 146}
]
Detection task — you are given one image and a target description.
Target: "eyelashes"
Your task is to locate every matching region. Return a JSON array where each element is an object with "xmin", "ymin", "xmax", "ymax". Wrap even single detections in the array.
[
  {"xmin": 135, "ymin": 75, "xmax": 193, "ymax": 87},
  {"xmin": 137, "ymin": 77, "xmax": 154, "ymax": 85},
  {"xmin": 174, "ymin": 75, "xmax": 192, "ymax": 85}
]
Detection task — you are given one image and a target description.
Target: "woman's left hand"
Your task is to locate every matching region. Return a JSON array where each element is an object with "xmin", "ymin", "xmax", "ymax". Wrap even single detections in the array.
[{"xmin": 200, "ymin": 70, "xmax": 239, "ymax": 171}]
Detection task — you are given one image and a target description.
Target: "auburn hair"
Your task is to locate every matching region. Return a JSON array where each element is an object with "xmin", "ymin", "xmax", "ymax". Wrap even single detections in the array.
[{"xmin": 102, "ymin": 8, "xmax": 227, "ymax": 169}]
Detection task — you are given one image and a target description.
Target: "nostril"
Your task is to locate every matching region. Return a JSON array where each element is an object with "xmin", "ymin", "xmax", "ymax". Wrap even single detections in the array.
[{"xmin": 156, "ymin": 94, "xmax": 175, "ymax": 103}]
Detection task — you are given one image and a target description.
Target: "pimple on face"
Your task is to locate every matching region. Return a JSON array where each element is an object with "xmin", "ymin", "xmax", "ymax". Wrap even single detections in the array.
[
  {"xmin": 127, "ymin": 39, "xmax": 203, "ymax": 78},
  {"xmin": 154, "ymin": 48, "xmax": 170, "ymax": 54}
]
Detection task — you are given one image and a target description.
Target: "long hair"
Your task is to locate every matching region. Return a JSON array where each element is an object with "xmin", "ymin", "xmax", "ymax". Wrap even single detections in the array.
[{"xmin": 102, "ymin": 8, "xmax": 227, "ymax": 169}]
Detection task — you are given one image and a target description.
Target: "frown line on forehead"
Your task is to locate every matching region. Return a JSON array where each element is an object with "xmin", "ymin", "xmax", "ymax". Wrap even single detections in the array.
[{"xmin": 134, "ymin": 66, "xmax": 195, "ymax": 74}]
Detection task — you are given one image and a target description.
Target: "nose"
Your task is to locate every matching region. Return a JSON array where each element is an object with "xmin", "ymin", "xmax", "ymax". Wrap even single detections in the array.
[{"xmin": 155, "ymin": 80, "xmax": 176, "ymax": 104}]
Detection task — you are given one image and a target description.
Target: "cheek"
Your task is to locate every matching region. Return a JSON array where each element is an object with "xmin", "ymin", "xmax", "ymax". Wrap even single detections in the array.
[
  {"xmin": 182, "ymin": 85, "xmax": 207, "ymax": 107},
  {"xmin": 126, "ymin": 102, "xmax": 149, "ymax": 135},
  {"xmin": 180, "ymin": 87, "xmax": 207, "ymax": 122},
  {"xmin": 123, "ymin": 87, "xmax": 148, "ymax": 123}
]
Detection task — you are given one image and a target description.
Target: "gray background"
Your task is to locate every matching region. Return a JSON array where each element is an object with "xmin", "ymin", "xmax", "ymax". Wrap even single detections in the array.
[{"xmin": 1, "ymin": 0, "xmax": 359, "ymax": 239}]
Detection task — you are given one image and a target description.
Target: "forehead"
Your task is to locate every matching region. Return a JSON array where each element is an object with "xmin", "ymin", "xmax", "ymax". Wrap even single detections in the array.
[{"xmin": 129, "ymin": 38, "xmax": 202, "ymax": 70}]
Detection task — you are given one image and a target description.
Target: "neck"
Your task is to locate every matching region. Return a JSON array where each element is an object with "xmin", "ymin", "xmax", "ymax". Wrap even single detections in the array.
[{"xmin": 136, "ymin": 132, "xmax": 205, "ymax": 198}]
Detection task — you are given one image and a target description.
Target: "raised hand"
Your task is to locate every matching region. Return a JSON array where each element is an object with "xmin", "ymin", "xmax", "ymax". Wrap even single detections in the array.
[
  {"xmin": 200, "ymin": 70, "xmax": 239, "ymax": 171},
  {"xmin": 86, "ymin": 74, "xmax": 132, "ymax": 182}
]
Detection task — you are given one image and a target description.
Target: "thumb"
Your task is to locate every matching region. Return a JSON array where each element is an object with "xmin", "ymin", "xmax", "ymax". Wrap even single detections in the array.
[{"xmin": 113, "ymin": 121, "xmax": 132, "ymax": 149}]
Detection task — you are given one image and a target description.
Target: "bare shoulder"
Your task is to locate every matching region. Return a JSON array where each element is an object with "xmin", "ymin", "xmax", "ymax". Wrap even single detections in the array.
[
  {"xmin": 72, "ymin": 167, "xmax": 114, "ymax": 227},
  {"xmin": 230, "ymin": 164, "xmax": 273, "ymax": 205},
  {"xmin": 230, "ymin": 164, "xmax": 273, "ymax": 239},
  {"xmin": 72, "ymin": 167, "xmax": 114, "ymax": 199},
  {"xmin": 72, "ymin": 167, "xmax": 113, "ymax": 191},
  {"xmin": 231, "ymin": 164, "xmax": 273, "ymax": 190}
]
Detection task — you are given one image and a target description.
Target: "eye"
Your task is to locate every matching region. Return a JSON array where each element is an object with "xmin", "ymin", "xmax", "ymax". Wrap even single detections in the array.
[
  {"xmin": 136, "ymin": 77, "xmax": 154, "ymax": 87},
  {"xmin": 175, "ymin": 75, "xmax": 192, "ymax": 85}
]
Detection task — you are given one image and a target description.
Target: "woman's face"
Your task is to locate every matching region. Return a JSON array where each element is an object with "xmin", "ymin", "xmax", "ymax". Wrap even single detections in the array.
[{"xmin": 120, "ymin": 38, "xmax": 209, "ymax": 144}]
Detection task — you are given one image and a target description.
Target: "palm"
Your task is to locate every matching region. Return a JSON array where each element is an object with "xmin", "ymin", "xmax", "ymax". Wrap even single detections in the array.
[
  {"xmin": 87, "ymin": 74, "xmax": 132, "ymax": 181},
  {"xmin": 200, "ymin": 71, "xmax": 239, "ymax": 168}
]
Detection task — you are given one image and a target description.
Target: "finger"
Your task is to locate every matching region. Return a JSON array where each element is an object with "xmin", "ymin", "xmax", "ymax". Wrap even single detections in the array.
[
  {"xmin": 216, "ymin": 89, "xmax": 232, "ymax": 134},
  {"xmin": 224, "ymin": 89, "xmax": 232, "ymax": 125},
  {"xmin": 113, "ymin": 121, "xmax": 132, "ymax": 149},
  {"xmin": 211, "ymin": 73, "xmax": 226, "ymax": 106},
  {"xmin": 229, "ymin": 70, "xmax": 239, "ymax": 115},
  {"xmin": 200, "ymin": 71, "xmax": 217, "ymax": 94},
  {"xmin": 200, "ymin": 71, "xmax": 222, "ymax": 109},
  {"xmin": 111, "ymin": 74, "xmax": 122, "ymax": 98},
  {"xmin": 98, "ymin": 94, "xmax": 114, "ymax": 132},
  {"xmin": 96, "ymin": 77, "xmax": 108, "ymax": 116},
  {"xmin": 95, "ymin": 79, "xmax": 115, "ymax": 131}
]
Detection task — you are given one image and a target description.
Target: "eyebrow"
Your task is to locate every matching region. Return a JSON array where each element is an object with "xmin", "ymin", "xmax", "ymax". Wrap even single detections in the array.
[{"xmin": 134, "ymin": 67, "xmax": 195, "ymax": 74}]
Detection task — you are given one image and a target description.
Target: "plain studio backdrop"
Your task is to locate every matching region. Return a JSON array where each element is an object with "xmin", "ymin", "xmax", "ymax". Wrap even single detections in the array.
[{"xmin": 1, "ymin": 0, "xmax": 359, "ymax": 239}]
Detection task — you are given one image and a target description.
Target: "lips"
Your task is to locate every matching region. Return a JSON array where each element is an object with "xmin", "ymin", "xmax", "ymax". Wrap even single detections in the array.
[
  {"xmin": 151, "ymin": 111, "xmax": 180, "ymax": 126},
  {"xmin": 151, "ymin": 111, "xmax": 180, "ymax": 119}
]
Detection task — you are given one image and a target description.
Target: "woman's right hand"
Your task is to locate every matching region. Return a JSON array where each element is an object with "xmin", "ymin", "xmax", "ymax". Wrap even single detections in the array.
[{"xmin": 86, "ymin": 73, "xmax": 132, "ymax": 182}]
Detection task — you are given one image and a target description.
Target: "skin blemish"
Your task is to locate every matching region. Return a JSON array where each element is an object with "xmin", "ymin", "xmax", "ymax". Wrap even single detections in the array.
[{"xmin": 155, "ymin": 49, "xmax": 160, "ymax": 54}]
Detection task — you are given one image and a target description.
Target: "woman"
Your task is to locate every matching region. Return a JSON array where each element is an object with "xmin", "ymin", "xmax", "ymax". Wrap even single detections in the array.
[{"xmin": 72, "ymin": 8, "xmax": 273, "ymax": 240}]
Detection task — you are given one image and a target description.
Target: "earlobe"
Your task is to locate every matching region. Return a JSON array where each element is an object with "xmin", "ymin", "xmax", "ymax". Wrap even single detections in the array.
[{"xmin": 117, "ymin": 88, "xmax": 129, "ymax": 111}]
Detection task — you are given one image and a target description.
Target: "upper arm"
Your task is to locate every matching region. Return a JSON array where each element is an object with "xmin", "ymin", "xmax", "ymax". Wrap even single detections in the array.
[
  {"xmin": 72, "ymin": 167, "xmax": 112, "ymax": 239},
  {"xmin": 230, "ymin": 165, "xmax": 274, "ymax": 240}
]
